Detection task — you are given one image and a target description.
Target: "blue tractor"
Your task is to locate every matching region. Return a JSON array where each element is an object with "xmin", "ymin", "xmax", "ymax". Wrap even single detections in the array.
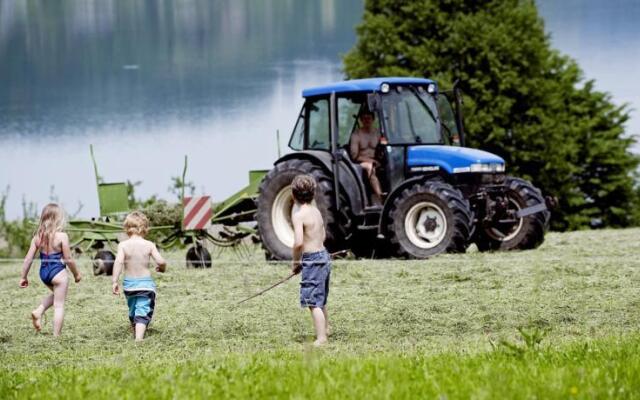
[{"xmin": 257, "ymin": 77, "xmax": 550, "ymax": 259}]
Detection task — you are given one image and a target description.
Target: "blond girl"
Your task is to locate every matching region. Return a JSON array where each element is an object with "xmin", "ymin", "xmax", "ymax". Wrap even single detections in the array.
[{"xmin": 19, "ymin": 203, "xmax": 82, "ymax": 336}]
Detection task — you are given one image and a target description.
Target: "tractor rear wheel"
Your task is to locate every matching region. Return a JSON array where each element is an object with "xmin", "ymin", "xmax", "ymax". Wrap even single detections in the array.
[
  {"xmin": 474, "ymin": 177, "xmax": 549, "ymax": 251},
  {"xmin": 387, "ymin": 181, "xmax": 471, "ymax": 258},
  {"xmin": 256, "ymin": 159, "xmax": 346, "ymax": 260}
]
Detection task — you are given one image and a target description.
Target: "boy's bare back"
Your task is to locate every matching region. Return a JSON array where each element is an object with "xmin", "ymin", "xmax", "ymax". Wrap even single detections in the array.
[
  {"xmin": 115, "ymin": 236, "xmax": 166, "ymax": 278},
  {"xmin": 292, "ymin": 203, "xmax": 326, "ymax": 253}
]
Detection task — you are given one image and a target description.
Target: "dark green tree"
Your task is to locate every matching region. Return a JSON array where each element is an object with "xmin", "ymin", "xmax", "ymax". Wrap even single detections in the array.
[{"xmin": 344, "ymin": 0, "xmax": 639, "ymax": 229}]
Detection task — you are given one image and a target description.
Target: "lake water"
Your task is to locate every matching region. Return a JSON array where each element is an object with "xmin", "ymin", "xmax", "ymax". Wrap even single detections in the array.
[{"xmin": 1, "ymin": 0, "xmax": 638, "ymax": 219}]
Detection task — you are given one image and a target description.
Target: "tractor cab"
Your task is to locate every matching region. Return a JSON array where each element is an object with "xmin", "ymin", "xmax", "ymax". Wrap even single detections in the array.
[{"xmin": 288, "ymin": 77, "xmax": 466, "ymax": 205}]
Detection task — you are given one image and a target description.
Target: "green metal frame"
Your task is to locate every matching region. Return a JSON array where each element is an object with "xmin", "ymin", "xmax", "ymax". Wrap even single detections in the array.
[
  {"xmin": 70, "ymin": 150, "xmax": 267, "ymax": 258},
  {"xmin": 90, "ymin": 144, "xmax": 130, "ymax": 217},
  {"xmin": 211, "ymin": 170, "xmax": 267, "ymax": 224}
]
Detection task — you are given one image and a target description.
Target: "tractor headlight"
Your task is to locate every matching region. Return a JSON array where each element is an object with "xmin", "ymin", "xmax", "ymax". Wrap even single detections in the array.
[
  {"xmin": 454, "ymin": 163, "xmax": 505, "ymax": 173},
  {"xmin": 470, "ymin": 163, "xmax": 505, "ymax": 173},
  {"xmin": 380, "ymin": 83, "xmax": 390, "ymax": 93},
  {"xmin": 427, "ymin": 83, "xmax": 436, "ymax": 94}
]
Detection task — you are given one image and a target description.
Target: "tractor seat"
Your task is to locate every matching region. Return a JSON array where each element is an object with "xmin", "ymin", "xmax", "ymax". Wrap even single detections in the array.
[
  {"xmin": 340, "ymin": 147, "xmax": 365, "ymax": 179},
  {"xmin": 339, "ymin": 147, "xmax": 373, "ymax": 195}
]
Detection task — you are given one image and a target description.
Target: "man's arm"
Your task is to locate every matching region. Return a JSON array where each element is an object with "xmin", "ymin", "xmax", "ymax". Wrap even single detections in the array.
[
  {"xmin": 291, "ymin": 211, "xmax": 304, "ymax": 274},
  {"xmin": 349, "ymin": 133, "xmax": 360, "ymax": 161},
  {"xmin": 112, "ymin": 243, "xmax": 125, "ymax": 295},
  {"xmin": 150, "ymin": 243, "xmax": 167, "ymax": 273}
]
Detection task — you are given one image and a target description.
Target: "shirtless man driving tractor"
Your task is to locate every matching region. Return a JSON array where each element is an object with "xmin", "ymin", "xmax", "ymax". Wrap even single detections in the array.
[{"xmin": 349, "ymin": 110, "xmax": 384, "ymax": 205}]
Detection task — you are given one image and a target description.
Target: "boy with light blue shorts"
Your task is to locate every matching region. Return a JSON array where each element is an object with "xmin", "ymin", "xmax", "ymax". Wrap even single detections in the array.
[{"xmin": 111, "ymin": 211, "xmax": 167, "ymax": 341}]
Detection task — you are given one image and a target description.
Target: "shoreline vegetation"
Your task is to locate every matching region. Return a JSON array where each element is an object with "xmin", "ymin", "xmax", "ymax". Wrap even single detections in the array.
[
  {"xmin": 1, "ymin": 228, "xmax": 639, "ymax": 398},
  {"xmin": 0, "ymin": 183, "xmax": 184, "ymax": 258}
]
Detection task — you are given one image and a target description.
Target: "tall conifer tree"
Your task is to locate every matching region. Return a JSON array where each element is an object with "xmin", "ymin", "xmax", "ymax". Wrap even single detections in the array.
[{"xmin": 344, "ymin": 0, "xmax": 639, "ymax": 229}]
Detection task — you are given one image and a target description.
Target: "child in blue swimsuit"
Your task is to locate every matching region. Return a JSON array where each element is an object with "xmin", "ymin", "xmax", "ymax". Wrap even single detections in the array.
[{"xmin": 19, "ymin": 203, "xmax": 82, "ymax": 336}]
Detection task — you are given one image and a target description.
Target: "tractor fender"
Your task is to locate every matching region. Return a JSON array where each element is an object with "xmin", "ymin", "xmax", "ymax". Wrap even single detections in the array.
[
  {"xmin": 274, "ymin": 151, "xmax": 366, "ymax": 215},
  {"xmin": 378, "ymin": 175, "xmax": 437, "ymax": 236}
]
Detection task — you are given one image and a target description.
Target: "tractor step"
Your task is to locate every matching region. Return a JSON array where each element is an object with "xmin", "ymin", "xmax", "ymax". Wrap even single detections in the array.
[{"xmin": 357, "ymin": 207, "xmax": 382, "ymax": 230}]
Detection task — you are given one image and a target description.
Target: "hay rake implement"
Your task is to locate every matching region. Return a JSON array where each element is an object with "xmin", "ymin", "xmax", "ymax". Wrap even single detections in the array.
[{"xmin": 70, "ymin": 146, "xmax": 266, "ymax": 275}]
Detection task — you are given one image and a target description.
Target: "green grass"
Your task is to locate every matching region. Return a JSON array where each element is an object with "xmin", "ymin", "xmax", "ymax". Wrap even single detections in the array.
[{"xmin": 1, "ymin": 228, "xmax": 640, "ymax": 398}]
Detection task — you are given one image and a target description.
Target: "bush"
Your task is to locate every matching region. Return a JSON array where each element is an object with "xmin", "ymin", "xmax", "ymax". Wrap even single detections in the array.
[{"xmin": 0, "ymin": 188, "xmax": 37, "ymax": 258}]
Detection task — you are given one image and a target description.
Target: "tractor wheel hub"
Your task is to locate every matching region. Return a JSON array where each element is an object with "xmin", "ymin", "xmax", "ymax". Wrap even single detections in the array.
[{"xmin": 423, "ymin": 216, "xmax": 438, "ymax": 232}]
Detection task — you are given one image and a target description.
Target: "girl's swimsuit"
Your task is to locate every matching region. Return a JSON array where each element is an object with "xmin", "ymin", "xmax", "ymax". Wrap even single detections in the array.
[{"xmin": 39, "ymin": 251, "xmax": 66, "ymax": 285}]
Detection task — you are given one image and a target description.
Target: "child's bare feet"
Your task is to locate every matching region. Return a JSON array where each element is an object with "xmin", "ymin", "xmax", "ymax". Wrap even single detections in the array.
[
  {"xmin": 313, "ymin": 338, "xmax": 328, "ymax": 347},
  {"xmin": 31, "ymin": 310, "xmax": 42, "ymax": 332}
]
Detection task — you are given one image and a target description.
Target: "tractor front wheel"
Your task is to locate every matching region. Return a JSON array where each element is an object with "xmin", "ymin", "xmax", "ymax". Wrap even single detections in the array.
[
  {"xmin": 387, "ymin": 182, "xmax": 471, "ymax": 258},
  {"xmin": 474, "ymin": 177, "xmax": 549, "ymax": 251}
]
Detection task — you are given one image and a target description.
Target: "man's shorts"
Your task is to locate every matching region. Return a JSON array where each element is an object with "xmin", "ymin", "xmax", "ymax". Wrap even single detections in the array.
[
  {"xmin": 300, "ymin": 249, "xmax": 331, "ymax": 308},
  {"xmin": 123, "ymin": 276, "xmax": 156, "ymax": 325}
]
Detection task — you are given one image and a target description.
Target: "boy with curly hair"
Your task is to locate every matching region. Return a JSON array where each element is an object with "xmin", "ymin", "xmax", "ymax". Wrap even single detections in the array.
[
  {"xmin": 291, "ymin": 174, "xmax": 331, "ymax": 346},
  {"xmin": 112, "ymin": 211, "xmax": 167, "ymax": 341}
]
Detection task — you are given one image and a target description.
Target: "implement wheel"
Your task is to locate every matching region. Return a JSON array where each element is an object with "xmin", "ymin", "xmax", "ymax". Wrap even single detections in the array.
[
  {"xmin": 474, "ymin": 177, "xmax": 549, "ymax": 251},
  {"xmin": 93, "ymin": 250, "xmax": 115, "ymax": 276},
  {"xmin": 387, "ymin": 181, "xmax": 471, "ymax": 258},
  {"xmin": 186, "ymin": 245, "xmax": 212, "ymax": 268},
  {"xmin": 256, "ymin": 159, "xmax": 346, "ymax": 260}
]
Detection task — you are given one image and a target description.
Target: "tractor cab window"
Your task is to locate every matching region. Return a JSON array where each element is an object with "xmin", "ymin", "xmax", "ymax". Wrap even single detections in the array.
[
  {"xmin": 436, "ymin": 93, "xmax": 461, "ymax": 146},
  {"xmin": 306, "ymin": 98, "xmax": 330, "ymax": 150},
  {"xmin": 337, "ymin": 96, "xmax": 379, "ymax": 148},
  {"xmin": 288, "ymin": 106, "xmax": 305, "ymax": 151},
  {"xmin": 380, "ymin": 87, "xmax": 441, "ymax": 145}
]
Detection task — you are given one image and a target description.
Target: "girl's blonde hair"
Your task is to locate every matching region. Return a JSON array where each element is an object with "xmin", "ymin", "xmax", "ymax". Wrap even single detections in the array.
[
  {"xmin": 123, "ymin": 211, "xmax": 149, "ymax": 237},
  {"xmin": 36, "ymin": 203, "xmax": 66, "ymax": 250}
]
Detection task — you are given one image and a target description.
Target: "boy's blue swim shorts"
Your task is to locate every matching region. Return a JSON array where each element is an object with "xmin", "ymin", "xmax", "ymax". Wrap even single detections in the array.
[
  {"xmin": 123, "ymin": 276, "xmax": 156, "ymax": 325},
  {"xmin": 300, "ymin": 249, "xmax": 331, "ymax": 308}
]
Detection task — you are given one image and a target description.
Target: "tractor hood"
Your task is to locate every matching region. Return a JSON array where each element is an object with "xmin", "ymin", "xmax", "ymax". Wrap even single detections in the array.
[{"xmin": 406, "ymin": 145, "xmax": 505, "ymax": 174}]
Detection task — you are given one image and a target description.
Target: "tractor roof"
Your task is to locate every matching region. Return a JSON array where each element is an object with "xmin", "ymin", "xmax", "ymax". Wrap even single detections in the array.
[{"xmin": 302, "ymin": 77, "xmax": 436, "ymax": 98}]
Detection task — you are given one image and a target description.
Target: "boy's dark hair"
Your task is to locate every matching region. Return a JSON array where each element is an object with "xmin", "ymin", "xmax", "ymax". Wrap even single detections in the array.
[{"xmin": 291, "ymin": 175, "xmax": 316, "ymax": 204}]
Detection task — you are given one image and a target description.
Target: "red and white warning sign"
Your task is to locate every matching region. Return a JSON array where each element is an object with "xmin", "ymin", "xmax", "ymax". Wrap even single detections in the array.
[{"xmin": 182, "ymin": 196, "xmax": 212, "ymax": 230}]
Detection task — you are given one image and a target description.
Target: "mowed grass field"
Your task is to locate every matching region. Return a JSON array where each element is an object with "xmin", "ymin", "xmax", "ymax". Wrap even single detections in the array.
[{"xmin": 1, "ymin": 228, "xmax": 640, "ymax": 399}]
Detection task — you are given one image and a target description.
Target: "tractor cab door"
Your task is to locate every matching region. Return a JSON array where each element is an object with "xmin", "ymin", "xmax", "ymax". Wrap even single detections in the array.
[
  {"xmin": 437, "ymin": 87, "xmax": 465, "ymax": 147},
  {"xmin": 336, "ymin": 95, "xmax": 387, "ymax": 206}
]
